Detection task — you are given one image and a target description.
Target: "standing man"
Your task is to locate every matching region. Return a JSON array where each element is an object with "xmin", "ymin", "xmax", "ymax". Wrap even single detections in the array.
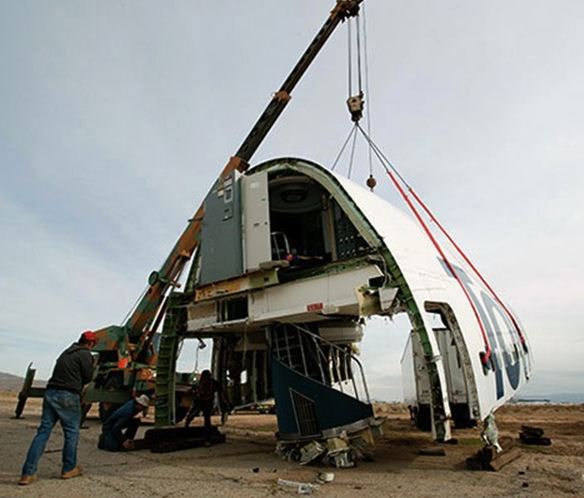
[
  {"xmin": 184, "ymin": 370, "xmax": 225, "ymax": 429},
  {"xmin": 19, "ymin": 331, "xmax": 96, "ymax": 485},
  {"xmin": 97, "ymin": 395, "xmax": 150, "ymax": 451}
]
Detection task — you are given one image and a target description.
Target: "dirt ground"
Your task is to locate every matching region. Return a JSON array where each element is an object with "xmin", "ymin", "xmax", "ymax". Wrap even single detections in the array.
[{"xmin": 0, "ymin": 392, "xmax": 582, "ymax": 498}]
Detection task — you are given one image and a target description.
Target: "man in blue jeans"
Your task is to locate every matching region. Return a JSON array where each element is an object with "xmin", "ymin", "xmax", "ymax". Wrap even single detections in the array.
[
  {"xmin": 98, "ymin": 394, "xmax": 150, "ymax": 451},
  {"xmin": 19, "ymin": 331, "xmax": 96, "ymax": 485}
]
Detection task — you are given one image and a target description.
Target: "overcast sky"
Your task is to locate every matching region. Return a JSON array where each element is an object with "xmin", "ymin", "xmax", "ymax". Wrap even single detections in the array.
[{"xmin": 1, "ymin": 1, "xmax": 582, "ymax": 400}]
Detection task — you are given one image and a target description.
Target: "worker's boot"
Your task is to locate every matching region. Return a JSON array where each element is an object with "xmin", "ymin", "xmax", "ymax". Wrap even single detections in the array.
[
  {"xmin": 122, "ymin": 439, "xmax": 136, "ymax": 450},
  {"xmin": 61, "ymin": 466, "xmax": 82, "ymax": 479},
  {"xmin": 18, "ymin": 475, "xmax": 37, "ymax": 486}
]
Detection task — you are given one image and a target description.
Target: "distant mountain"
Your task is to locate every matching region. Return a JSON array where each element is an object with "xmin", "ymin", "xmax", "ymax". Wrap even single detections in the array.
[
  {"xmin": 0, "ymin": 372, "xmax": 46, "ymax": 392},
  {"xmin": 516, "ymin": 392, "xmax": 584, "ymax": 404},
  {"xmin": 0, "ymin": 372, "xmax": 25, "ymax": 392}
]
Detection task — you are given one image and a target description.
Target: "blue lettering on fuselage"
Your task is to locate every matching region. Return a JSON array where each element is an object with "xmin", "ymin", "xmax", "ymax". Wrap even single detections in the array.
[
  {"xmin": 437, "ymin": 259, "xmax": 527, "ymax": 399},
  {"xmin": 481, "ymin": 291, "xmax": 521, "ymax": 389}
]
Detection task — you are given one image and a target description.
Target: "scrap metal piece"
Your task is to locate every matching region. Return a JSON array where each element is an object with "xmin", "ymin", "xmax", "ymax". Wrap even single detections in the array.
[
  {"xmin": 275, "ymin": 441, "xmax": 301, "ymax": 462},
  {"xmin": 276, "ymin": 418, "xmax": 384, "ymax": 468},
  {"xmin": 323, "ymin": 433, "xmax": 356, "ymax": 468},
  {"xmin": 326, "ymin": 435, "xmax": 350, "ymax": 456},
  {"xmin": 330, "ymin": 451, "xmax": 355, "ymax": 468},
  {"xmin": 299, "ymin": 441, "xmax": 326, "ymax": 465},
  {"xmin": 481, "ymin": 413, "xmax": 502, "ymax": 452},
  {"xmin": 277, "ymin": 479, "xmax": 319, "ymax": 495},
  {"xmin": 317, "ymin": 472, "xmax": 335, "ymax": 483}
]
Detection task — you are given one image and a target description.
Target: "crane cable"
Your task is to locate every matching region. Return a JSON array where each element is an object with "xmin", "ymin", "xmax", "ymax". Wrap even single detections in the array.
[
  {"xmin": 348, "ymin": 9, "xmax": 375, "ymax": 184},
  {"xmin": 361, "ymin": 3, "xmax": 374, "ymax": 179},
  {"xmin": 346, "ymin": 17, "xmax": 359, "ymax": 179},
  {"xmin": 347, "ymin": 18, "xmax": 353, "ymax": 97},
  {"xmin": 335, "ymin": 12, "xmax": 367, "ymax": 180},
  {"xmin": 347, "ymin": 122, "xmax": 359, "ymax": 179},
  {"xmin": 334, "ymin": 5, "xmax": 526, "ymax": 366},
  {"xmin": 331, "ymin": 125, "xmax": 358, "ymax": 171},
  {"xmin": 347, "ymin": 15, "xmax": 364, "ymax": 96},
  {"xmin": 355, "ymin": 124, "xmax": 530, "ymax": 366},
  {"xmin": 121, "ymin": 284, "xmax": 149, "ymax": 325},
  {"xmin": 355, "ymin": 12, "xmax": 363, "ymax": 100},
  {"xmin": 344, "ymin": 9, "xmax": 489, "ymax": 356},
  {"xmin": 356, "ymin": 123, "xmax": 492, "ymax": 365},
  {"xmin": 358, "ymin": 123, "xmax": 529, "ymax": 352}
]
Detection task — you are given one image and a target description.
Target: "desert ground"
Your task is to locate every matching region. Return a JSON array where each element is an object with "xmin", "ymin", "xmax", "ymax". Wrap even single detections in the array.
[{"xmin": 0, "ymin": 392, "xmax": 582, "ymax": 498}]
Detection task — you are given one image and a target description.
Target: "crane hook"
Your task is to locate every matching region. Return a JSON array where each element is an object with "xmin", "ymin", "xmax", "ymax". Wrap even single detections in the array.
[{"xmin": 346, "ymin": 91, "xmax": 365, "ymax": 122}]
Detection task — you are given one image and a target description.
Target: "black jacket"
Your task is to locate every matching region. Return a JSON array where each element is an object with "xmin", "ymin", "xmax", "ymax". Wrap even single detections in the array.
[{"xmin": 46, "ymin": 343, "xmax": 94, "ymax": 395}]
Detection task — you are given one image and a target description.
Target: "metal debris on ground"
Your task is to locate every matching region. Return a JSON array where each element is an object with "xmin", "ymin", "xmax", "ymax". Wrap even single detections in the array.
[
  {"xmin": 519, "ymin": 425, "xmax": 552, "ymax": 446},
  {"xmin": 324, "ymin": 436, "xmax": 353, "ymax": 468},
  {"xmin": 277, "ymin": 478, "xmax": 319, "ymax": 495},
  {"xmin": 276, "ymin": 426, "xmax": 382, "ymax": 469},
  {"xmin": 481, "ymin": 413, "xmax": 502, "ymax": 453},
  {"xmin": 300, "ymin": 441, "xmax": 326, "ymax": 465},
  {"xmin": 316, "ymin": 472, "xmax": 335, "ymax": 483}
]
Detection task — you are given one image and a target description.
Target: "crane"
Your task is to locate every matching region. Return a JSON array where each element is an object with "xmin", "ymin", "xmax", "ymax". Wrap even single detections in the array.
[{"xmin": 15, "ymin": 0, "xmax": 364, "ymax": 421}]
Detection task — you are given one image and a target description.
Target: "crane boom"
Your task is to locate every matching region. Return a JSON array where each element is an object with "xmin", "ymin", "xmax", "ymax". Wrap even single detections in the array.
[
  {"xmin": 120, "ymin": 0, "xmax": 364, "ymax": 344},
  {"xmin": 15, "ymin": 0, "xmax": 366, "ymax": 421}
]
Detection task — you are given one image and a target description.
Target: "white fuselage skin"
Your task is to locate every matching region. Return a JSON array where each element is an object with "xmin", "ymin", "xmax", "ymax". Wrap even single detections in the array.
[{"xmin": 188, "ymin": 159, "xmax": 532, "ymax": 427}]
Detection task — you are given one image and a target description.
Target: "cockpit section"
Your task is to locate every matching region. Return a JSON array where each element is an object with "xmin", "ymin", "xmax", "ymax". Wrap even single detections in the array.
[
  {"xmin": 268, "ymin": 172, "xmax": 371, "ymax": 277},
  {"xmin": 188, "ymin": 161, "xmax": 374, "ymax": 290}
]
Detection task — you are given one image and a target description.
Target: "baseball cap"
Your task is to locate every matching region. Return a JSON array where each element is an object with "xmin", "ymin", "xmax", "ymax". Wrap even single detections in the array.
[
  {"xmin": 135, "ymin": 394, "xmax": 150, "ymax": 407},
  {"xmin": 81, "ymin": 330, "xmax": 97, "ymax": 343}
]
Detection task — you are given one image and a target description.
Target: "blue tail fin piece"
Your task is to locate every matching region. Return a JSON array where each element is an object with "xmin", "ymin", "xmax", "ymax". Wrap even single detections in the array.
[{"xmin": 269, "ymin": 324, "xmax": 374, "ymax": 441}]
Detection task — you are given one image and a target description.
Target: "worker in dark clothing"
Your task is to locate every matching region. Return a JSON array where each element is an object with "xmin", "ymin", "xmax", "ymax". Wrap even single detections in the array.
[
  {"xmin": 184, "ymin": 370, "xmax": 225, "ymax": 429},
  {"xmin": 98, "ymin": 395, "xmax": 150, "ymax": 451},
  {"xmin": 19, "ymin": 331, "xmax": 96, "ymax": 486}
]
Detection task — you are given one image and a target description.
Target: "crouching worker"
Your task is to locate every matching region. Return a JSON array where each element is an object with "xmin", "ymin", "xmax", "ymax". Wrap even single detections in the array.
[
  {"xmin": 184, "ymin": 370, "xmax": 226, "ymax": 429},
  {"xmin": 98, "ymin": 395, "xmax": 150, "ymax": 451}
]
